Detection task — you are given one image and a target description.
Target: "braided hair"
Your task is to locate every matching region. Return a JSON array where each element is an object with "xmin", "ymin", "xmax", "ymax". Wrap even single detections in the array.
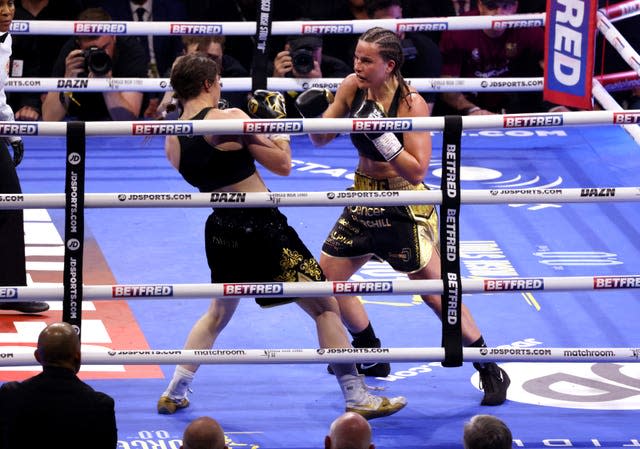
[{"xmin": 358, "ymin": 27, "xmax": 411, "ymax": 105}]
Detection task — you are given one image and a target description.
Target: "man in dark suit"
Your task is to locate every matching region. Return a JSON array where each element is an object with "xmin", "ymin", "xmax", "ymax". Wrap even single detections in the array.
[
  {"xmin": 0, "ymin": 322, "xmax": 117, "ymax": 449},
  {"xmin": 97, "ymin": 0, "xmax": 187, "ymax": 77}
]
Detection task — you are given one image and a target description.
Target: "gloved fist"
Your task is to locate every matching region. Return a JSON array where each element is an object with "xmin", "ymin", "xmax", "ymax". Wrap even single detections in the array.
[
  {"xmin": 295, "ymin": 87, "xmax": 334, "ymax": 118},
  {"xmin": 353, "ymin": 100, "xmax": 403, "ymax": 162},
  {"xmin": 248, "ymin": 89, "xmax": 286, "ymax": 119},
  {"xmin": 9, "ymin": 138, "xmax": 24, "ymax": 167},
  {"xmin": 353, "ymin": 100, "xmax": 387, "ymax": 139}
]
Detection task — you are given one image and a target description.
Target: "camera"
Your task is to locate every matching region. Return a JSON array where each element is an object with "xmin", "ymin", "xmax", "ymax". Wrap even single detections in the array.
[
  {"xmin": 82, "ymin": 46, "xmax": 112, "ymax": 76},
  {"xmin": 401, "ymin": 38, "xmax": 417, "ymax": 61},
  {"xmin": 291, "ymin": 47, "xmax": 315, "ymax": 74}
]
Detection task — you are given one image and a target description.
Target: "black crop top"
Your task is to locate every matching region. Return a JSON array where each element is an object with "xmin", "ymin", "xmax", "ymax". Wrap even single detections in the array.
[
  {"xmin": 177, "ymin": 108, "xmax": 256, "ymax": 192},
  {"xmin": 349, "ymin": 87, "xmax": 405, "ymax": 162}
]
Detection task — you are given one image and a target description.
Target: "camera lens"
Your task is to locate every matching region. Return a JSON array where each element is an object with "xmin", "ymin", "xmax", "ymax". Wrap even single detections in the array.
[
  {"xmin": 291, "ymin": 48, "xmax": 314, "ymax": 75},
  {"xmin": 83, "ymin": 46, "xmax": 112, "ymax": 76}
]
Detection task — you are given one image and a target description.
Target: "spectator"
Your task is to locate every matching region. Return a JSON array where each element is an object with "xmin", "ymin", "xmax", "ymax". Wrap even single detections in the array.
[
  {"xmin": 271, "ymin": 33, "xmax": 351, "ymax": 118},
  {"xmin": 325, "ymin": 412, "xmax": 375, "ymax": 449},
  {"xmin": 181, "ymin": 416, "xmax": 227, "ymax": 449},
  {"xmin": 0, "ymin": 322, "xmax": 117, "ymax": 449},
  {"xmin": 436, "ymin": 0, "xmax": 567, "ymax": 115},
  {"xmin": 96, "ymin": 0, "xmax": 186, "ymax": 78},
  {"xmin": 156, "ymin": 35, "xmax": 250, "ymax": 118},
  {"xmin": 41, "ymin": 7, "xmax": 148, "ymax": 121},
  {"xmin": 8, "ymin": 0, "xmax": 85, "ymax": 120},
  {"xmin": 0, "ymin": 0, "xmax": 49, "ymax": 314},
  {"xmin": 365, "ymin": 0, "xmax": 442, "ymax": 112},
  {"xmin": 463, "ymin": 414, "xmax": 513, "ymax": 449}
]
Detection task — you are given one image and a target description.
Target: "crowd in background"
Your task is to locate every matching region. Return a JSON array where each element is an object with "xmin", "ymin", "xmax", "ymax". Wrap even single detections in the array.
[{"xmin": 8, "ymin": 0, "xmax": 640, "ymax": 121}]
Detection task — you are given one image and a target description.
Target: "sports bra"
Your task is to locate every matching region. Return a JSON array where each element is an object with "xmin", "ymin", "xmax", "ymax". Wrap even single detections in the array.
[
  {"xmin": 177, "ymin": 108, "xmax": 256, "ymax": 192},
  {"xmin": 349, "ymin": 86, "xmax": 405, "ymax": 162}
]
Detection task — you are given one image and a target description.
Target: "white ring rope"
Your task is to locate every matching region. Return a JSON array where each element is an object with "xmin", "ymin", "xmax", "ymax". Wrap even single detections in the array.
[
  {"xmin": 2, "ymin": 110, "xmax": 639, "ymax": 137},
  {"xmin": 597, "ymin": 11, "xmax": 640, "ymax": 76},
  {"xmin": 0, "ymin": 187, "xmax": 638, "ymax": 210},
  {"xmin": 0, "ymin": 347, "xmax": 637, "ymax": 367},
  {"xmin": 3, "ymin": 76, "xmax": 544, "ymax": 93},
  {"xmin": 600, "ymin": 0, "xmax": 640, "ymax": 21},
  {"xmin": 592, "ymin": 79, "xmax": 640, "ymax": 145},
  {"xmin": 8, "ymin": 14, "xmax": 546, "ymax": 37},
  {"xmin": 1, "ymin": 275, "xmax": 638, "ymax": 301}
]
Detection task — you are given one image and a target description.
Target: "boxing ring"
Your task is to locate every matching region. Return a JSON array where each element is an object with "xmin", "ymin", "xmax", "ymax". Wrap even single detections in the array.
[{"xmin": 2, "ymin": 4, "xmax": 640, "ymax": 449}]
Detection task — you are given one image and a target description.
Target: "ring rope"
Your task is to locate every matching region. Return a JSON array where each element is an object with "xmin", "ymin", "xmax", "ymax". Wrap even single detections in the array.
[
  {"xmin": 0, "ymin": 347, "xmax": 637, "ymax": 367},
  {"xmin": 0, "ymin": 186, "xmax": 638, "ymax": 210},
  {"xmin": 2, "ymin": 110, "xmax": 639, "ymax": 138},
  {"xmin": 592, "ymin": 79, "xmax": 640, "ymax": 144},
  {"xmin": 597, "ymin": 11, "xmax": 640, "ymax": 76},
  {"xmin": 1, "ymin": 275, "xmax": 639, "ymax": 300},
  {"xmin": 8, "ymin": 14, "xmax": 546, "ymax": 37},
  {"xmin": 3, "ymin": 76, "xmax": 544, "ymax": 93},
  {"xmin": 600, "ymin": 0, "xmax": 640, "ymax": 20}
]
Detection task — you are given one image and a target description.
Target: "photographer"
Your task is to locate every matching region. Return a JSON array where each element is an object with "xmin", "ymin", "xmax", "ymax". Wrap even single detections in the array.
[
  {"xmin": 42, "ymin": 7, "xmax": 148, "ymax": 121},
  {"xmin": 272, "ymin": 34, "xmax": 350, "ymax": 118}
]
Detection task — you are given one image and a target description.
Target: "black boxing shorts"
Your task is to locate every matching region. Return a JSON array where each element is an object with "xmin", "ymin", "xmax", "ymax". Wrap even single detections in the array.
[
  {"xmin": 205, "ymin": 207, "xmax": 325, "ymax": 307},
  {"xmin": 321, "ymin": 172, "xmax": 439, "ymax": 273}
]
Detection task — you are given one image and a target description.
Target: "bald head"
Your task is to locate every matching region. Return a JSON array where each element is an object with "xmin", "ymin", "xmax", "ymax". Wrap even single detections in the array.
[
  {"xmin": 35, "ymin": 322, "xmax": 81, "ymax": 372},
  {"xmin": 325, "ymin": 412, "xmax": 374, "ymax": 449},
  {"xmin": 463, "ymin": 414, "xmax": 512, "ymax": 449},
  {"xmin": 182, "ymin": 416, "xmax": 226, "ymax": 449}
]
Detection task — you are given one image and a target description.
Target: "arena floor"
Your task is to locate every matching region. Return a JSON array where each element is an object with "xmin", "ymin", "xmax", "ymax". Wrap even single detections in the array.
[{"xmin": 1, "ymin": 123, "xmax": 639, "ymax": 449}]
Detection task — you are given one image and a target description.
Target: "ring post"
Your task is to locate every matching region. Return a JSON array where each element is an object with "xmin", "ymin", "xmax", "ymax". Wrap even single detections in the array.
[
  {"xmin": 440, "ymin": 116, "xmax": 463, "ymax": 367},
  {"xmin": 62, "ymin": 121, "xmax": 86, "ymax": 338}
]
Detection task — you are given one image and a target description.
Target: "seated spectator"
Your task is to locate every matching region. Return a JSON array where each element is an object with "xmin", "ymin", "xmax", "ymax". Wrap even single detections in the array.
[
  {"xmin": 365, "ymin": 0, "xmax": 442, "ymax": 112},
  {"xmin": 181, "ymin": 416, "xmax": 227, "ymax": 449},
  {"xmin": 436, "ymin": 0, "xmax": 567, "ymax": 115},
  {"xmin": 0, "ymin": 322, "xmax": 117, "ymax": 449},
  {"xmin": 324, "ymin": 412, "xmax": 375, "ymax": 449},
  {"xmin": 271, "ymin": 33, "xmax": 351, "ymax": 118},
  {"xmin": 157, "ymin": 35, "xmax": 249, "ymax": 118},
  {"xmin": 41, "ymin": 7, "xmax": 148, "ymax": 121},
  {"xmin": 463, "ymin": 414, "xmax": 513, "ymax": 449},
  {"xmin": 9, "ymin": 0, "xmax": 85, "ymax": 120}
]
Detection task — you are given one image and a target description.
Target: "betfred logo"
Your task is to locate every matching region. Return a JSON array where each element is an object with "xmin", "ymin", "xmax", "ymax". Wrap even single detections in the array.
[
  {"xmin": 613, "ymin": 112, "xmax": 640, "ymax": 124},
  {"xmin": 243, "ymin": 120, "xmax": 302, "ymax": 133},
  {"xmin": 504, "ymin": 114, "xmax": 563, "ymax": 128},
  {"xmin": 132, "ymin": 122, "xmax": 193, "ymax": 135},
  {"xmin": 10, "ymin": 21, "xmax": 29, "ymax": 32},
  {"xmin": 493, "ymin": 19, "xmax": 544, "ymax": 29},
  {"xmin": 74, "ymin": 22, "xmax": 127, "ymax": 34},
  {"xmin": 0, "ymin": 124, "xmax": 38, "ymax": 135},
  {"xmin": 112, "ymin": 285, "xmax": 174, "ymax": 297},
  {"xmin": 170, "ymin": 24, "xmax": 223, "ymax": 34},
  {"xmin": 0, "ymin": 288, "xmax": 17, "ymax": 298},
  {"xmin": 397, "ymin": 22, "xmax": 448, "ymax": 32},
  {"xmin": 484, "ymin": 278, "xmax": 544, "ymax": 291},
  {"xmin": 223, "ymin": 283, "xmax": 283, "ymax": 295},
  {"xmin": 333, "ymin": 281, "xmax": 392, "ymax": 294},
  {"xmin": 353, "ymin": 119, "xmax": 412, "ymax": 132},
  {"xmin": 594, "ymin": 276, "xmax": 640, "ymax": 289},
  {"xmin": 301, "ymin": 24, "xmax": 353, "ymax": 34}
]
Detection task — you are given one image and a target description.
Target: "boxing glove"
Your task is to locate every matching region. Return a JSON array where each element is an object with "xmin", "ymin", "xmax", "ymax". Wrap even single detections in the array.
[
  {"xmin": 295, "ymin": 87, "xmax": 334, "ymax": 118},
  {"xmin": 353, "ymin": 100, "xmax": 404, "ymax": 162},
  {"xmin": 248, "ymin": 89, "xmax": 287, "ymax": 119}
]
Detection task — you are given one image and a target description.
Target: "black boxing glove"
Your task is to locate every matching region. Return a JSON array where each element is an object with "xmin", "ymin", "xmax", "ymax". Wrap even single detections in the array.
[
  {"xmin": 8, "ymin": 138, "xmax": 24, "ymax": 167},
  {"xmin": 295, "ymin": 87, "xmax": 334, "ymax": 118},
  {"xmin": 247, "ymin": 89, "xmax": 287, "ymax": 119},
  {"xmin": 353, "ymin": 100, "xmax": 404, "ymax": 161}
]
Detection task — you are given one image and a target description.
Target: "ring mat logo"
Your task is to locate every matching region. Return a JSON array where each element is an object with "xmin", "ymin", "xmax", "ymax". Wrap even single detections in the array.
[{"xmin": 472, "ymin": 362, "xmax": 640, "ymax": 410}]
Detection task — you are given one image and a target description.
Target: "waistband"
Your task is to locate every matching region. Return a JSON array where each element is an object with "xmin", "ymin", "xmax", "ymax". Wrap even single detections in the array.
[{"xmin": 354, "ymin": 171, "xmax": 425, "ymax": 191}]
